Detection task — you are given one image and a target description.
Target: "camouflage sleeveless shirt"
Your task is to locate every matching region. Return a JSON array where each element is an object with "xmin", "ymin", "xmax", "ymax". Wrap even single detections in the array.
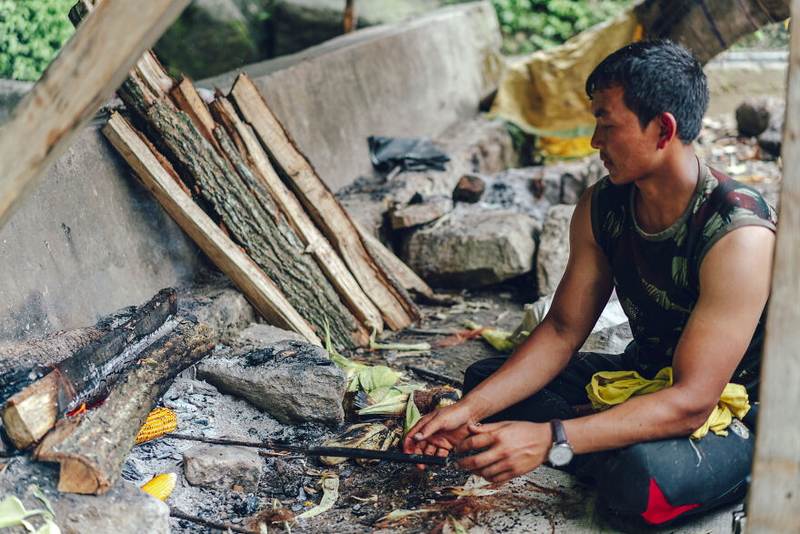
[{"xmin": 590, "ymin": 160, "xmax": 776, "ymax": 392}]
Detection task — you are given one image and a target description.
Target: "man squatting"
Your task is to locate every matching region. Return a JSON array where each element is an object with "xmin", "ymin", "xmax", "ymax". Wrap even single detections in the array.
[{"xmin": 404, "ymin": 40, "xmax": 777, "ymax": 524}]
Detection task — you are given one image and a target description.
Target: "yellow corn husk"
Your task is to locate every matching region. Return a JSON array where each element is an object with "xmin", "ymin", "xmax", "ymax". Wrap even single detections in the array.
[
  {"xmin": 135, "ymin": 407, "xmax": 177, "ymax": 444},
  {"xmin": 140, "ymin": 473, "xmax": 177, "ymax": 501}
]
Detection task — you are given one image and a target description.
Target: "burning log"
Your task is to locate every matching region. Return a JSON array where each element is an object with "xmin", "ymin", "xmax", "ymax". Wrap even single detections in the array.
[
  {"xmin": 229, "ymin": 74, "xmax": 420, "ymax": 330},
  {"xmin": 140, "ymin": 98, "xmax": 367, "ymax": 347},
  {"xmin": 33, "ymin": 318, "xmax": 214, "ymax": 495},
  {"xmin": 1, "ymin": 288, "xmax": 177, "ymax": 450}
]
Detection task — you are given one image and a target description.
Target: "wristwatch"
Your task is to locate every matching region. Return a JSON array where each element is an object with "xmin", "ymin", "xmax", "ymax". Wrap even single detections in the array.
[{"xmin": 548, "ymin": 419, "xmax": 574, "ymax": 467}]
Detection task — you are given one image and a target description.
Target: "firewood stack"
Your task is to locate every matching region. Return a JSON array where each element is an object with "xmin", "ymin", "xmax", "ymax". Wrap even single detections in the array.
[{"xmin": 69, "ymin": 0, "xmax": 425, "ymax": 349}]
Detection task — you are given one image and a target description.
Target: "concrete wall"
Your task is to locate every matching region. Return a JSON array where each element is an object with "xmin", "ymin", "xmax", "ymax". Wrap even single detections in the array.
[
  {"xmin": 706, "ymin": 50, "xmax": 788, "ymax": 115},
  {"xmin": 0, "ymin": 120, "xmax": 207, "ymax": 342},
  {"xmin": 201, "ymin": 1, "xmax": 504, "ymax": 191},
  {"xmin": 0, "ymin": 2, "xmax": 502, "ymax": 342}
]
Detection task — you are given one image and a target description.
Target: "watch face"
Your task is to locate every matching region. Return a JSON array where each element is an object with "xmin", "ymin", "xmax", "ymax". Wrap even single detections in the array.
[{"xmin": 548, "ymin": 443, "xmax": 574, "ymax": 466}]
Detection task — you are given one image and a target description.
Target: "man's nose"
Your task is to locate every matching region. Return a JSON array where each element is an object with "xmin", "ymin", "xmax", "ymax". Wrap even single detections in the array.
[{"xmin": 590, "ymin": 127, "xmax": 602, "ymax": 150}]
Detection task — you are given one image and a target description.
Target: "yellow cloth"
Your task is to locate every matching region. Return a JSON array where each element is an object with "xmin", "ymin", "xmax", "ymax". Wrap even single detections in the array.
[
  {"xmin": 586, "ymin": 367, "xmax": 750, "ymax": 440},
  {"xmin": 489, "ymin": 9, "xmax": 640, "ymax": 141}
]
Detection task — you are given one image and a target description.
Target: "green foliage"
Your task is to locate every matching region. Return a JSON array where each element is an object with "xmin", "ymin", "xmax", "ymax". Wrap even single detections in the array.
[
  {"xmin": 451, "ymin": 0, "xmax": 632, "ymax": 55},
  {"xmin": 0, "ymin": 0, "xmax": 75, "ymax": 82}
]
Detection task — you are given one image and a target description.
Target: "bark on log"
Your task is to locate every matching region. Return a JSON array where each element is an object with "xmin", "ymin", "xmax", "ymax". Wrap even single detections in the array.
[
  {"xmin": 1, "ymin": 288, "xmax": 177, "ymax": 450},
  {"xmin": 103, "ymin": 112, "xmax": 321, "ymax": 345},
  {"xmin": 209, "ymin": 96, "xmax": 384, "ymax": 334},
  {"xmin": 34, "ymin": 319, "xmax": 214, "ymax": 495},
  {"xmin": 143, "ymin": 99, "xmax": 365, "ymax": 347},
  {"xmin": 228, "ymin": 74, "xmax": 419, "ymax": 330}
]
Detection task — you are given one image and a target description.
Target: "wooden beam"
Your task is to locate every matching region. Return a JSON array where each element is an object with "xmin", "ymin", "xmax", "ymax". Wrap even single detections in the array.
[
  {"xmin": 746, "ymin": 1, "xmax": 800, "ymax": 531},
  {"xmin": 0, "ymin": 0, "xmax": 191, "ymax": 231},
  {"xmin": 229, "ymin": 74, "xmax": 419, "ymax": 330},
  {"xmin": 102, "ymin": 112, "xmax": 322, "ymax": 346}
]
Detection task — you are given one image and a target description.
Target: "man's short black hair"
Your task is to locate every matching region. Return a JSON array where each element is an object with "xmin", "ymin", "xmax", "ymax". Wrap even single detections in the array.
[{"xmin": 585, "ymin": 40, "xmax": 708, "ymax": 143}]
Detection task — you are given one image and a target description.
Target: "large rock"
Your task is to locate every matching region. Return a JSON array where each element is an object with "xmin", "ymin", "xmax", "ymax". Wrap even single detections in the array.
[
  {"xmin": 271, "ymin": 0, "xmax": 447, "ymax": 56},
  {"xmin": 180, "ymin": 278, "xmax": 258, "ymax": 344},
  {"xmin": 0, "ymin": 457, "xmax": 169, "ymax": 534},
  {"xmin": 196, "ymin": 340, "xmax": 346, "ymax": 424},
  {"xmin": 402, "ymin": 207, "xmax": 539, "ymax": 288},
  {"xmin": 154, "ymin": 0, "xmax": 263, "ymax": 79},
  {"xmin": 183, "ymin": 443, "xmax": 262, "ymax": 491},
  {"xmin": 231, "ymin": 323, "xmax": 307, "ymax": 347},
  {"xmin": 537, "ymin": 204, "xmax": 576, "ymax": 297}
]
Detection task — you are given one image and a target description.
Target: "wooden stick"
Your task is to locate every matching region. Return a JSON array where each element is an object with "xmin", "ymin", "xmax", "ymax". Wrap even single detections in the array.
[
  {"xmin": 747, "ymin": 0, "xmax": 800, "ymax": 528},
  {"xmin": 102, "ymin": 112, "xmax": 321, "ymax": 345},
  {"xmin": 1, "ymin": 288, "xmax": 177, "ymax": 450},
  {"xmin": 210, "ymin": 95, "xmax": 384, "ymax": 333},
  {"xmin": 0, "ymin": 0, "xmax": 191, "ymax": 231},
  {"xmin": 405, "ymin": 365, "xmax": 463, "ymax": 388},
  {"xmin": 34, "ymin": 319, "xmax": 214, "ymax": 495},
  {"xmin": 229, "ymin": 74, "xmax": 419, "ymax": 330},
  {"xmin": 170, "ymin": 508, "xmax": 258, "ymax": 534}
]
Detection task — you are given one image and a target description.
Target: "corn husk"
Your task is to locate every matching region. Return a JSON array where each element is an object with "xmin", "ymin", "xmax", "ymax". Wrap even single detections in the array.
[
  {"xmin": 296, "ymin": 476, "xmax": 339, "ymax": 519},
  {"xmin": 405, "ymin": 391, "xmax": 422, "ymax": 433},
  {"xmin": 369, "ymin": 325, "xmax": 431, "ymax": 352},
  {"xmin": 464, "ymin": 320, "xmax": 514, "ymax": 352},
  {"xmin": 319, "ymin": 423, "xmax": 392, "ymax": 465},
  {"xmin": 346, "ymin": 366, "xmax": 400, "ymax": 394}
]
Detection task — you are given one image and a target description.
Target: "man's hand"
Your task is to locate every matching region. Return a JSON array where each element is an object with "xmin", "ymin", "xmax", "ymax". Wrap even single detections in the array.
[
  {"xmin": 403, "ymin": 401, "xmax": 476, "ymax": 469},
  {"xmin": 455, "ymin": 421, "xmax": 552, "ymax": 483}
]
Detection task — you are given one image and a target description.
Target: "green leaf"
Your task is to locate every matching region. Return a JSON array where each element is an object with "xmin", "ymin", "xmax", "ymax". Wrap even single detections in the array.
[{"xmin": 405, "ymin": 391, "xmax": 422, "ymax": 434}]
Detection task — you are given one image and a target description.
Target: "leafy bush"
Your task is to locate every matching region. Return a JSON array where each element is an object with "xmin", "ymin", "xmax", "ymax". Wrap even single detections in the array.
[
  {"xmin": 451, "ymin": 0, "xmax": 632, "ymax": 55},
  {"xmin": 0, "ymin": 0, "xmax": 75, "ymax": 82}
]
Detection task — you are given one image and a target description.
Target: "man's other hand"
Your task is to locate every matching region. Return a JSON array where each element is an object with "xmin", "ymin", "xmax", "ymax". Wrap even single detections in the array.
[
  {"xmin": 403, "ymin": 402, "xmax": 476, "ymax": 469},
  {"xmin": 455, "ymin": 421, "xmax": 551, "ymax": 483}
]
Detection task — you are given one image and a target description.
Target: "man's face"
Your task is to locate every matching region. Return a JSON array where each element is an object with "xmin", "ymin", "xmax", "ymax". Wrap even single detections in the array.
[{"xmin": 590, "ymin": 85, "xmax": 662, "ymax": 185}]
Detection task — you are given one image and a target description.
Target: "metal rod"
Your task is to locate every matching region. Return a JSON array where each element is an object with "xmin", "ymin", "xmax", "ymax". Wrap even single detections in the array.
[
  {"xmin": 406, "ymin": 364, "xmax": 463, "ymax": 388},
  {"xmin": 165, "ymin": 433, "xmax": 450, "ymax": 466},
  {"xmin": 170, "ymin": 508, "xmax": 257, "ymax": 533}
]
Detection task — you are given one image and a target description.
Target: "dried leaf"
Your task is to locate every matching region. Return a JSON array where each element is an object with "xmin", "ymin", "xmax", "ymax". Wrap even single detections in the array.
[{"xmin": 295, "ymin": 476, "xmax": 338, "ymax": 519}]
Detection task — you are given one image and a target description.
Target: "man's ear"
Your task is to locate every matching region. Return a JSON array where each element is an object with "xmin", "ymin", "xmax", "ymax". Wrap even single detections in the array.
[{"xmin": 657, "ymin": 112, "xmax": 678, "ymax": 149}]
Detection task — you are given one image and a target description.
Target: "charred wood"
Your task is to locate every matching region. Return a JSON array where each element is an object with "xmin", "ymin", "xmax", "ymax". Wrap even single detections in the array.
[
  {"xmin": 33, "ymin": 319, "xmax": 214, "ymax": 495},
  {"xmin": 1, "ymin": 288, "xmax": 177, "ymax": 450}
]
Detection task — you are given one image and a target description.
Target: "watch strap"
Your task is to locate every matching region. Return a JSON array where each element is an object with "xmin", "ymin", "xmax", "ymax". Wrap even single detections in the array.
[{"xmin": 550, "ymin": 419, "xmax": 568, "ymax": 445}]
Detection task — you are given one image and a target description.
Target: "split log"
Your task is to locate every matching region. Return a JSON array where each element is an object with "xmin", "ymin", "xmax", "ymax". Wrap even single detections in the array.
[
  {"xmin": 1, "ymin": 288, "xmax": 177, "ymax": 450},
  {"xmin": 102, "ymin": 112, "xmax": 321, "ymax": 345},
  {"xmin": 229, "ymin": 74, "xmax": 419, "ymax": 330},
  {"xmin": 355, "ymin": 221, "xmax": 433, "ymax": 299},
  {"xmin": 34, "ymin": 319, "xmax": 214, "ymax": 494},
  {"xmin": 170, "ymin": 76, "xmax": 218, "ymax": 149},
  {"xmin": 0, "ymin": 0, "xmax": 190, "ymax": 230},
  {"xmin": 209, "ymin": 95, "xmax": 384, "ymax": 333},
  {"xmin": 141, "ymin": 98, "xmax": 367, "ymax": 347}
]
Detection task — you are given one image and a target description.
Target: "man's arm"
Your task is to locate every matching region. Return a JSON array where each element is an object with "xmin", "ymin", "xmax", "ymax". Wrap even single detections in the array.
[
  {"xmin": 404, "ymin": 185, "xmax": 614, "ymax": 456},
  {"xmin": 457, "ymin": 224, "xmax": 775, "ymax": 482}
]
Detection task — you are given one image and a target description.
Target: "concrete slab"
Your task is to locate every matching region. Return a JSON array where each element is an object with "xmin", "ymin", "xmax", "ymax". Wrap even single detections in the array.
[
  {"xmin": 201, "ymin": 2, "xmax": 504, "ymax": 192},
  {"xmin": 0, "ymin": 119, "xmax": 207, "ymax": 342}
]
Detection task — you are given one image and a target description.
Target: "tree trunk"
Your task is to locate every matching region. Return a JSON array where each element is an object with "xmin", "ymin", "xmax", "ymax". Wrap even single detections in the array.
[
  {"xmin": 143, "ymin": 99, "xmax": 365, "ymax": 347},
  {"xmin": 34, "ymin": 319, "xmax": 214, "ymax": 494}
]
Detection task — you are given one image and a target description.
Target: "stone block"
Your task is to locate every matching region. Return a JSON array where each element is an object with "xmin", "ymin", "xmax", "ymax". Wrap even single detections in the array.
[
  {"xmin": 390, "ymin": 197, "xmax": 453, "ymax": 229},
  {"xmin": 184, "ymin": 443, "xmax": 262, "ymax": 492},
  {"xmin": 403, "ymin": 207, "xmax": 539, "ymax": 288},
  {"xmin": 537, "ymin": 204, "xmax": 576, "ymax": 297},
  {"xmin": 196, "ymin": 340, "xmax": 346, "ymax": 424}
]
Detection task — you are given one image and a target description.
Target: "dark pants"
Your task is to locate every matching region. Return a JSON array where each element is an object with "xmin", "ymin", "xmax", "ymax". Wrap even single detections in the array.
[{"xmin": 463, "ymin": 353, "xmax": 756, "ymax": 525}]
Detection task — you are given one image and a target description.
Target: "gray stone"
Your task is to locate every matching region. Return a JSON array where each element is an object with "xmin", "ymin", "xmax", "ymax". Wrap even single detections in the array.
[
  {"xmin": 0, "ymin": 457, "xmax": 169, "ymax": 534},
  {"xmin": 481, "ymin": 167, "xmax": 560, "ymax": 223},
  {"xmin": 537, "ymin": 204, "xmax": 576, "ymax": 297},
  {"xmin": 154, "ymin": 0, "xmax": 262, "ymax": 79},
  {"xmin": 232, "ymin": 323, "xmax": 307, "ymax": 347},
  {"xmin": 390, "ymin": 196, "xmax": 453, "ymax": 229},
  {"xmin": 202, "ymin": 2, "xmax": 504, "ymax": 192},
  {"xmin": 402, "ymin": 207, "xmax": 539, "ymax": 288},
  {"xmin": 183, "ymin": 443, "xmax": 262, "ymax": 491},
  {"xmin": 180, "ymin": 280, "xmax": 257, "ymax": 344},
  {"xmin": 735, "ymin": 97, "xmax": 784, "ymax": 137},
  {"xmin": 196, "ymin": 340, "xmax": 346, "ymax": 424}
]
